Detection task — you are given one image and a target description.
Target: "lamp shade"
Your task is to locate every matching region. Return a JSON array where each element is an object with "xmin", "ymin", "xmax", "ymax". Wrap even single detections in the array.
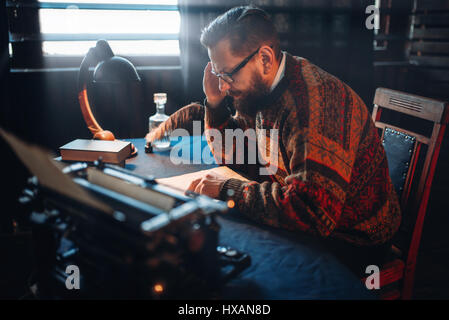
[{"xmin": 93, "ymin": 56, "xmax": 141, "ymax": 84}]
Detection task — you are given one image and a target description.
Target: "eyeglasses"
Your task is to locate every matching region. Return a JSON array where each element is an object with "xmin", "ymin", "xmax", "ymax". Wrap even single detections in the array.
[{"xmin": 211, "ymin": 46, "xmax": 261, "ymax": 84}]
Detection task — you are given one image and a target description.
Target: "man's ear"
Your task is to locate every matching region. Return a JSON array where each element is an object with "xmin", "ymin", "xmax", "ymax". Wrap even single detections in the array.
[{"xmin": 259, "ymin": 45, "xmax": 275, "ymax": 75}]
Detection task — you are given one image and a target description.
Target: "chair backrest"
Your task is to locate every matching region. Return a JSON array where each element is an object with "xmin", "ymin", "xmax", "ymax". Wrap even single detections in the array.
[{"xmin": 372, "ymin": 87, "xmax": 448, "ymax": 298}]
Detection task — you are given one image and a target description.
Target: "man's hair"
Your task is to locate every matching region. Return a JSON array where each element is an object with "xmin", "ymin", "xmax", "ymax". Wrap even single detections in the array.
[{"xmin": 200, "ymin": 6, "xmax": 280, "ymax": 60}]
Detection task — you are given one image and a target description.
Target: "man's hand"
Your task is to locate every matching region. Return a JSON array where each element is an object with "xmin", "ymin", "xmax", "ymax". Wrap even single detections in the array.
[
  {"xmin": 203, "ymin": 62, "xmax": 226, "ymax": 108},
  {"xmin": 186, "ymin": 171, "xmax": 228, "ymax": 199},
  {"xmin": 145, "ymin": 125, "xmax": 164, "ymax": 147}
]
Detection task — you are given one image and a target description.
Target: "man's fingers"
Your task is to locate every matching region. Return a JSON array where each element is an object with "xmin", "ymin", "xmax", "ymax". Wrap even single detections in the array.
[
  {"xmin": 194, "ymin": 181, "xmax": 204, "ymax": 195},
  {"xmin": 187, "ymin": 178, "xmax": 201, "ymax": 192},
  {"xmin": 145, "ymin": 132, "xmax": 153, "ymax": 143}
]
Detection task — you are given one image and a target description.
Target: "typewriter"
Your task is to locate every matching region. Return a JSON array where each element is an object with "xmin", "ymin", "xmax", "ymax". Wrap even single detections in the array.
[
  {"xmin": 18, "ymin": 160, "xmax": 251, "ymax": 299},
  {"xmin": 2, "ymin": 129, "xmax": 250, "ymax": 299}
]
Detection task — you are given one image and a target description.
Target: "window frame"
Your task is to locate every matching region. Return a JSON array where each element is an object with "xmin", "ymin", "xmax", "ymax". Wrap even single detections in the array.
[{"xmin": 6, "ymin": 0, "xmax": 181, "ymax": 71}]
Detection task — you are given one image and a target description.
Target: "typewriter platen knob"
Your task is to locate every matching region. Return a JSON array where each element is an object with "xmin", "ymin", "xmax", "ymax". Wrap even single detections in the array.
[
  {"xmin": 93, "ymin": 157, "xmax": 105, "ymax": 169},
  {"xmin": 113, "ymin": 211, "xmax": 126, "ymax": 222}
]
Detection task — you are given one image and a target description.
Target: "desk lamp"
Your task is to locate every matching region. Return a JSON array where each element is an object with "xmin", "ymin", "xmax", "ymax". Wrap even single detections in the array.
[{"xmin": 78, "ymin": 39, "xmax": 139, "ymax": 156}]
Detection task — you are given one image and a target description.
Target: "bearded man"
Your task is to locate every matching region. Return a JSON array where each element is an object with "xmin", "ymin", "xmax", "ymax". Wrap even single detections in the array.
[{"xmin": 146, "ymin": 6, "xmax": 401, "ymax": 268}]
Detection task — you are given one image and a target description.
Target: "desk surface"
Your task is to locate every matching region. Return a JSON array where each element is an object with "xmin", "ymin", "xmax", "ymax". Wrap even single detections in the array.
[
  {"xmin": 125, "ymin": 137, "xmax": 374, "ymax": 299},
  {"xmin": 125, "ymin": 136, "xmax": 217, "ymax": 178}
]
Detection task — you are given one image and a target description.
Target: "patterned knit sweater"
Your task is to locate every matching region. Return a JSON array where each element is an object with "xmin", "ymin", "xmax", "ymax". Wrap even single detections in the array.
[{"xmin": 149, "ymin": 53, "xmax": 401, "ymax": 246}]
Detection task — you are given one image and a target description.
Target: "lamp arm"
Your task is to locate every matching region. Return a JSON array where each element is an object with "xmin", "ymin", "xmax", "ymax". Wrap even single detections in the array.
[
  {"xmin": 78, "ymin": 85, "xmax": 114, "ymax": 140},
  {"xmin": 77, "ymin": 47, "xmax": 114, "ymax": 140}
]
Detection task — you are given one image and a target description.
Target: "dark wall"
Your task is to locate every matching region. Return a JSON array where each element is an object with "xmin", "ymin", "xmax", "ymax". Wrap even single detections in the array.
[
  {"xmin": 1, "ymin": 0, "xmax": 11, "ymax": 130},
  {"xmin": 1, "ymin": 0, "xmax": 15, "ymax": 235}
]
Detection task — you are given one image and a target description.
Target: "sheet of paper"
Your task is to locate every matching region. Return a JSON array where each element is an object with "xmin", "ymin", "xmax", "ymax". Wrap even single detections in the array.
[
  {"xmin": 1, "ymin": 128, "xmax": 112, "ymax": 214},
  {"xmin": 155, "ymin": 166, "xmax": 250, "ymax": 192}
]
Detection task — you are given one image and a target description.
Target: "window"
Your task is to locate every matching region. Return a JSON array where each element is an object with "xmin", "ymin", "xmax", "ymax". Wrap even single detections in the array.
[{"xmin": 7, "ymin": 0, "xmax": 180, "ymax": 70}]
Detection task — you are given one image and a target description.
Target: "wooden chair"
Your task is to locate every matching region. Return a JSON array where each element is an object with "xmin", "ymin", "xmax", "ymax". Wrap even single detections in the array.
[{"xmin": 371, "ymin": 87, "xmax": 448, "ymax": 299}]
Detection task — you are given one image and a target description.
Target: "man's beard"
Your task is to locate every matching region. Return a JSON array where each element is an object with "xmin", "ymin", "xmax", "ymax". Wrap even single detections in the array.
[{"xmin": 228, "ymin": 72, "xmax": 270, "ymax": 118}]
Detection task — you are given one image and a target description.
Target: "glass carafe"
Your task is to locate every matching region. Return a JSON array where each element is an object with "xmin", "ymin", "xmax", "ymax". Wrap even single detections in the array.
[{"xmin": 149, "ymin": 93, "xmax": 171, "ymax": 150}]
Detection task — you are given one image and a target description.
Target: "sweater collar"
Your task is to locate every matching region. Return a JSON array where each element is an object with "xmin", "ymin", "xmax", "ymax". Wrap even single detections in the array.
[
  {"xmin": 258, "ymin": 52, "xmax": 290, "ymax": 110},
  {"xmin": 270, "ymin": 51, "xmax": 286, "ymax": 92}
]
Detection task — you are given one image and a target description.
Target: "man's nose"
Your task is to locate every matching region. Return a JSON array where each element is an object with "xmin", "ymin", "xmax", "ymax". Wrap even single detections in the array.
[{"xmin": 218, "ymin": 78, "xmax": 231, "ymax": 93}]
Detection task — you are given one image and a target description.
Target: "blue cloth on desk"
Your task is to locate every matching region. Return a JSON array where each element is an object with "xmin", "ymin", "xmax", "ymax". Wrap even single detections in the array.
[{"xmin": 217, "ymin": 213, "xmax": 375, "ymax": 299}]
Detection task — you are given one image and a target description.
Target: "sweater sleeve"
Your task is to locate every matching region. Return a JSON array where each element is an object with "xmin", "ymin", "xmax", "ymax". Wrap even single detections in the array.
[
  {"xmin": 146, "ymin": 103, "xmax": 205, "ymax": 143},
  {"xmin": 218, "ymin": 118, "xmax": 346, "ymax": 239}
]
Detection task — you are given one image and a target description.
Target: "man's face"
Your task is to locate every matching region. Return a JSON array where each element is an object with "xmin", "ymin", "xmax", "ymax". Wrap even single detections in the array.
[{"xmin": 208, "ymin": 39, "xmax": 271, "ymax": 117}]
